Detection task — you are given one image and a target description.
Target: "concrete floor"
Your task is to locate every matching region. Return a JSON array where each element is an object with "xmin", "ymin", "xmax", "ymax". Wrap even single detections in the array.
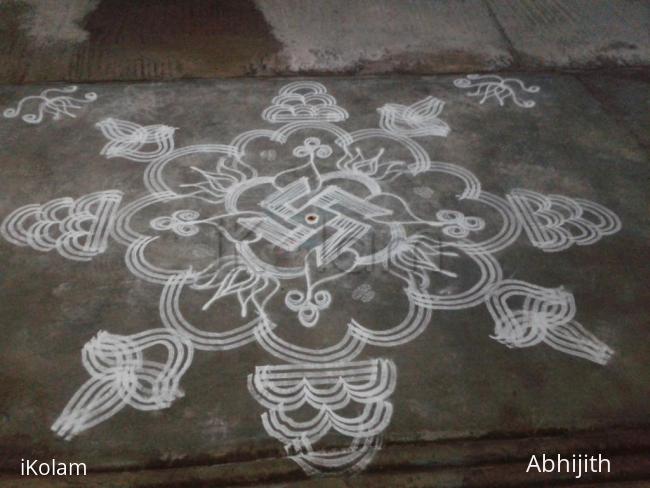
[
  {"xmin": 0, "ymin": 1, "xmax": 649, "ymax": 487},
  {"xmin": 0, "ymin": 0, "xmax": 649, "ymax": 82},
  {"xmin": 0, "ymin": 72, "xmax": 648, "ymax": 486}
]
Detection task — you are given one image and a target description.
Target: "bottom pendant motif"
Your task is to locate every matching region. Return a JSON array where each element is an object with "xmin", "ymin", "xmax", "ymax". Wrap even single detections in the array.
[{"xmin": 248, "ymin": 359, "xmax": 396, "ymax": 475}]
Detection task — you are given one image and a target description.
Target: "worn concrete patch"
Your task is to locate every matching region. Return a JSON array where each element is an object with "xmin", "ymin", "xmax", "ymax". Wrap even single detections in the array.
[
  {"xmin": 488, "ymin": 0, "xmax": 650, "ymax": 68},
  {"xmin": 578, "ymin": 71, "xmax": 650, "ymax": 150},
  {"xmin": 0, "ymin": 0, "xmax": 283, "ymax": 83},
  {"xmin": 13, "ymin": 0, "xmax": 99, "ymax": 44},
  {"xmin": 75, "ymin": 0, "xmax": 282, "ymax": 80},
  {"xmin": 255, "ymin": 0, "xmax": 513, "ymax": 73},
  {"xmin": 0, "ymin": 0, "xmax": 649, "ymax": 83}
]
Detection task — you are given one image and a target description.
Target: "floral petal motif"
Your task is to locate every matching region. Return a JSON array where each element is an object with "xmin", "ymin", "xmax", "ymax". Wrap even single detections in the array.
[
  {"xmin": 193, "ymin": 257, "xmax": 279, "ymax": 317},
  {"xmin": 96, "ymin": 118, "xmax": 176, "ymax": 162},
  {"xmin": 179, "ymin": 157, "xmax": 257, "ymax": 204},
  {"xmin": 378, "ymin": 96, "xmax": 450, "ymax": 137}
]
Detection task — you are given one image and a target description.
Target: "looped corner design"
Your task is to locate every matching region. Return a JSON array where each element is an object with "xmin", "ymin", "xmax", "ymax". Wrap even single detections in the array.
[
  {"xmin": 3, "ymin": 85, "xmax": 97, "ymax": 124},
  {"xmin": 0, "ymin": 80, "xmax": 622, "ymax": 476},
  {"xmin": 454, "ymin": 74, "xmax": 541, "ymax": 108}
]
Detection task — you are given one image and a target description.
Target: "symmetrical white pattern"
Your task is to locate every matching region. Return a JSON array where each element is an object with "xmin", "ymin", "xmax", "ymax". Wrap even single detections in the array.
[
  {"xmin": 507, "ymin": 189, "xmax": 622, "ymax": 252},
  {"xmin": 486, "ymin": 280, "xmax": 613, "ymax": 365},
  {"xmin": 52, "ymin": 329, "xmax": 193, "ymax": 440},
  {"xmin": 378, "ymin": 96, "xmax": 450, "ymax": 137},
  {"xmin": 3, "ymin": 85, "xmax": 97, "ymax": 124},
  {"xmin": 0, "ymin": 191, "xmax": 122, "ymax": 261},
  {"xmin": 262, "ymin": 81, "xmax": 348, "ymax": 123},
  {"xmin": 1, "ymin": 81, "xmax": 622, "ymax": 476},
  {"xmin": 454, "ymin": 74, "xmax": 540, "ymax": 108},
  {"xmin": 96, "ymin": 118, "xmax": 176, "ymax": 162},
  {"xmin": 248, "ymin": 359, "xmax": 395, "ymax": 475}
]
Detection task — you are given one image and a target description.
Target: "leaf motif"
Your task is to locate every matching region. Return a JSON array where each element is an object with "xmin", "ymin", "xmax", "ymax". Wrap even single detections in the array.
[
  {"xmin": 338, "ymin": 148, "xmax": 384, "ymax": 175},
  {"xmin": 180, "ymin": 157, "xmax": 253, "ymax": 203},
  {"xmin": 193, "ymin": 258, "xmax": 277, "ymax": 317},
  {"xmin": 379, "ymin": 96, "xmax": 450, "ymax": 137},
  {"xmin": 390, "ymin": 234, "xmax": 458, "ymax": 288},
  {"xmin": 404, "ymin": 96, "xmax": 444, "ymax": 121}
]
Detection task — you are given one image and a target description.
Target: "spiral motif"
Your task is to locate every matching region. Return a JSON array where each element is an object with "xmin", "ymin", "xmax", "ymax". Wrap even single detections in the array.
[
  {"xmin": 437, "ymin": 210, "xmax": 485, "ymax": 238},
  {"xmin": 151, "ymin": 210, "xmax": 200, "ymax": 236},
  {"xmin": 284, "ymin": 288, "xmax": 332, "ymax": 328},
  {"xmin": 293, "ymin": 137, "xmax": 333, "ymax": 160}
]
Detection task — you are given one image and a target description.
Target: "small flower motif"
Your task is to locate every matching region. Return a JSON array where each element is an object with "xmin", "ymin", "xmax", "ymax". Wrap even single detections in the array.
[
  {"xmin": 150, "ymin": 210, "xmax": 201, "ymax": 237},
  {"xmin": 293, "ymin": 137, "xmax": 333, "ymax": 160},
  {"xmin": 352, "ymin": 283, "xmax": 375, "ymax": 303},
  {"xmin": 436, "ymin": 209, "xmax": 486, "ymax": 238},
  {"xmin": 285, "ymin": 288, "xmax": 332, "ymax": 328}
]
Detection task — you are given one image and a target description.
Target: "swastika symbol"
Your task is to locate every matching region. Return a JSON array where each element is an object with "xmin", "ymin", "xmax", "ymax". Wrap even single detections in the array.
[{"xmin": 238, "ymin": 177, "xmax": 392, "ymax": 266}]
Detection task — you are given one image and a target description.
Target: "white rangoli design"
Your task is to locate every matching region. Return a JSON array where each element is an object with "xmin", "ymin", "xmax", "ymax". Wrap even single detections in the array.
[
  {"xmin": 1, "ymin": 81, "xmax": 621, "ymax": 476},
  {"xmin": 3, "ymin": 85, "xmax": 97, "ymax": 124},
  {"xmin": 378, "ymin": 96, "xmax": 450, "ymax": 137},
  {"xmin": 454, "ymin": 74, "xmax": 541, "ymax": 108}
]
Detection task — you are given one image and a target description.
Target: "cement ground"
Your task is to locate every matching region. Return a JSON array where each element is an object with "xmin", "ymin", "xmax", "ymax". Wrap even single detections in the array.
[
  {"xmin": 0, "ymin": 1, "xmax": 648, "ymax": 487},
  {"xmin": 0, "ymin": 72, "xmax": 648, "ymax": 486},
  {"xmin": 0, "ymin": 0, "xmax": 649, "ymax": 83}
]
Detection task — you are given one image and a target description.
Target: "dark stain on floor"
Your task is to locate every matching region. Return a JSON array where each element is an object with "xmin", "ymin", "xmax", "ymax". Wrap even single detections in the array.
[
  {"xmin": 0, "ymin": 0, "xmax": 283, "ymax": 83},
  {"xmin": 75, "ymin": 0, "xmax": 282, "ymax": 80}
]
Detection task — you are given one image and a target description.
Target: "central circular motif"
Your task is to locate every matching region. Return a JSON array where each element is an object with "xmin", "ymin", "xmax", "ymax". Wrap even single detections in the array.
[{"xmin": 229, "ymin": 171, "xmax": 406, "ymax": 278}]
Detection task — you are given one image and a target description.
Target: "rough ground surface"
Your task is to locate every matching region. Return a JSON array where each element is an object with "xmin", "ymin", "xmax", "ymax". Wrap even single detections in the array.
[
  {"xmin": 0, "ymin": 0, "xmax": 649, "ymax": 83},
  {"xmin": 0, "ymin": 73, "xmax": 648, "ymax": 486}
]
